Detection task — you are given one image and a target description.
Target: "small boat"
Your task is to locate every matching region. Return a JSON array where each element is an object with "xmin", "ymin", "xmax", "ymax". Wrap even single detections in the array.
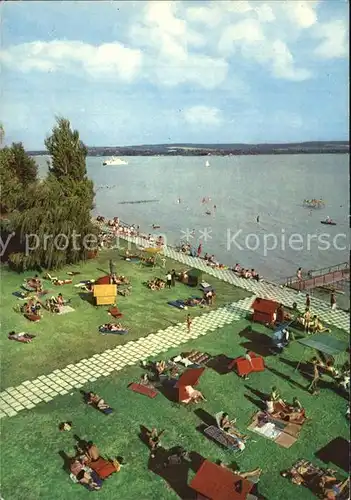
[
  {"xmin": 103, "ymin": 157, "xmax": 128, "ymax": 166},
  {"xmin": 321, "ymin": 220, "xmax": 336, "ymax": 226}
]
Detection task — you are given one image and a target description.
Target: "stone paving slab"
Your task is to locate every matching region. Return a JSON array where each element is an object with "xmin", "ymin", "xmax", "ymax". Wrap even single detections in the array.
[{"xmin": 0, "ymin": 296, "xmax": 256, "ymax": 419}]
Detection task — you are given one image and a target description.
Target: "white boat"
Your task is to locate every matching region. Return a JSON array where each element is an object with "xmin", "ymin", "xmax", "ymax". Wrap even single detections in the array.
[
  {"xmin": 205, "ymin": 160, "xmax": 210, "ymax": 167},
  {"xmin": 102, "ymin": 157, "xmax": 128, "ymax": 166}
]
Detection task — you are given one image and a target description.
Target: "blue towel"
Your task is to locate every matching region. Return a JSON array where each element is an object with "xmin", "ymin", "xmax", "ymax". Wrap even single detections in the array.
[
  {"xmin": 13, "ymin": 291, "xmax": 27, "ymax": 298},
  {"xmin": 167, "ymin": 300, "xmax": 185, "ymax": 309}
]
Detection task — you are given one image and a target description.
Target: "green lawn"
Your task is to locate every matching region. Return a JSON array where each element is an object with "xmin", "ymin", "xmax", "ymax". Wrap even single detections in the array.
[
  {"xmin": 0, "ymin": 246, "xmax": 250, "ymax": 389},
  {"xmin": 1, "ymin": 320, "xmax": 348, "ymax": 500}
]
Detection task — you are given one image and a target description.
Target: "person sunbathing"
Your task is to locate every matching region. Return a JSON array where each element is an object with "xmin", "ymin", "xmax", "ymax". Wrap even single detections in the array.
[
  {"xmin": 219, "ymin": 413, "xmax": 237, "ymax": 433},
  {"xmin": 139, "ymin": 373, "xmax": 154, "ymax": 388},
  {"xmin": 101, "ymin": 323, "xmax": 124, "ymax": 332},
  {"xmin": 310, "ymin": 315, "xmax": 330, "ymax": 333},
  {"xmin": 183, "ymin": 385, "xmax": 206, "ymax": 404},
  {"xmin": 56, "ymin": 293, "xmax": 65, "ymax": 306},
  {"xmin": 86, "ymin": 392, "xmax": 110, "ymax": 411},
  {"xmin": 155, "ymin": 360, "xmax": 166, "ymax": 375},
  {"xmin": 8, "ymin": 331, "xmax": 35, "ymax": 343},
  {"xmin": 272, "ymin": 398, "xmax": 306, "ymax": 422},
  {"xmin": 46, "ymin": 298, "xmax": 60, "ymax": 313}
]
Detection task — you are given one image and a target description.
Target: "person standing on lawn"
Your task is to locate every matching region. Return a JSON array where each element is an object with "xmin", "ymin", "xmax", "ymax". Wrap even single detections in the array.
[
  {"xmin": 330, "ymin": 292, "xmax": 336, "ymax": 311},
  {"xmin": 109, "ymin": 259, "xmax": 116, "ymax": 283},
  {"xmin": 308, "ymin": 359, "xmax": 321, "ymax": 395},
  {"xmin": 171, "ymin": 269, "xmax": 176, "ymax": 287},
  {"xmin": 306, "ymin": 294, "xmax": 311, "ymax": 308},
  {"xmin": 186, "ymin": 314, "xmax": 192, "ymax": 333},
  {"xmin": 166, "ymin": 271, "xmax": 172, "ymax": 289}
]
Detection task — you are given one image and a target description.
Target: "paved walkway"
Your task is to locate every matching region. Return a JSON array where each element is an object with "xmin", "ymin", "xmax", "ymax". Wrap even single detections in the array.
[
  {"xmin": 121, "ymin": 235, "xmax": 350, "ymax": 332},
  {"xmin": 0, "ymin": 295, "xmax": 256, "ymax": 419}
]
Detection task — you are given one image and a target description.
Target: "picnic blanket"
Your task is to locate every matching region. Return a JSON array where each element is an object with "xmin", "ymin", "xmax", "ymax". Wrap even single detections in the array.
[
  {"xmin": 57, "ymin": 305, "xmax": 75, "ymax": 315},
  {"xmin": 24, "ymin": 313, "xmax": 41, "ymax": 322},
  {"xmin": 168, "ymin": 300, "xmax": 187, "ymax": 310},
  {"xmin": 108, "ymin": 307, "xmax": 123, "ymax": 318},
  {"xmin": 128, "ymin": 383, "xmax": 158, "ymax": 399},
  {"xmin": 248, "ymin": 412, "xmax": 298, "ymax": 449}
]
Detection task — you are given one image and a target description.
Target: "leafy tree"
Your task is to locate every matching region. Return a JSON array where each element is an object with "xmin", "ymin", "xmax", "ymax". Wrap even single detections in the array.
[
  {"xmin": 45, "ymin": 117, "xmax": 89, "ymax": 182},
  {"xmin": 8, "ymin": 142, "xmax": 38, "ymax": 185},
  {"xmin": 13, "ymin": 117, "xmax": 97, "ymax": 270},
  {"xmin": 0, "ymin": 147, "xmax": 22, "ymax": 213}
]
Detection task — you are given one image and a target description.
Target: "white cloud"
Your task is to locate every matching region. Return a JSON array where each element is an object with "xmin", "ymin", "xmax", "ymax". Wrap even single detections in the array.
[
  {"xmin": 183, "ymin": 106, "xmax": 222, "ymax": 126},
  {"xmin": 280, "ymin": 1, "xmax": 319, "ymax": 29},
  {"xmin": 219, "ymin": 21, "xmax": 311, "ymax": 81},
  {"xmin": 130, "ymin": 1, "xmax": 228, "ymax": 88},
  {"xmin": 0, "ymin": 40, "xmax": 142, "ymax": 81},
  {"xmin": 313, "ymin": 20, "xmax": 348, "ymax": 59}
]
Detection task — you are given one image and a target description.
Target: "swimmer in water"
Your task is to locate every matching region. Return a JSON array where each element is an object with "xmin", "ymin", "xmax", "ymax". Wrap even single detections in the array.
[
  {"xmin": 214, "ymin": 205, "xmax": 217, "ymax": 211},
  {"xmin": 177, "ymin": 198, "xmax": 181, "ymax": 204},
  {"xmin": 256, "ymin": 215, "xmax": 260, "ymax": 223}
]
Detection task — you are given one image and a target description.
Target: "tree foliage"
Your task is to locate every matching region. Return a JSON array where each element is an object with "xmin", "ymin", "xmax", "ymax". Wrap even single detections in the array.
[
  {"xmin": 11, "ymin": 117, "xmax": 97, "ymax": 270},
  {"xmin": 7, "ymin": 142, "xmax": 38, "ymax": 185},
  {"xmin": 0, "ymin": 147, "xmax": 22, "ymax": 213},
  {"xmin": 45, "ymin": 117, "xmax": 88, "ymax": 182}
]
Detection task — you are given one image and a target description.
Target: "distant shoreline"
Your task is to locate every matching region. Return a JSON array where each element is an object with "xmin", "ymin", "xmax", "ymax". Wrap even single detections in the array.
[{"xmin": 27, "ymin": 141, "xmax": 349, "ymax": 157}]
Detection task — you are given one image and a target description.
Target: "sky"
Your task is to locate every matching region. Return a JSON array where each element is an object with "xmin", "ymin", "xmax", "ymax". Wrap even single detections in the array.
[{"xmin": 0, "ymin": 0, "xmax": 349, "ymax": 149}]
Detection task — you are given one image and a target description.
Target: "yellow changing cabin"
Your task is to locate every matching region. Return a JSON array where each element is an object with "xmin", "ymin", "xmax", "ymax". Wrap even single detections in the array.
[{"xmin": 93, "ymin": 284, "xmax": 117, "ymax": 306}]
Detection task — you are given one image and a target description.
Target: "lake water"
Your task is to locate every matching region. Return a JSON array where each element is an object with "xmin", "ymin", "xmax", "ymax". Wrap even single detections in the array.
[{"xmin": 35, "ymin": 154, "xmax": 350, "ymax": 299}]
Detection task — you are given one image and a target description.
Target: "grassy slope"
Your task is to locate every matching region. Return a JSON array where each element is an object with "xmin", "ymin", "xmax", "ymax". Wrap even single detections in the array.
[
  {"xmin": 1, "ymin": 320, "xmax": 348, "ymax": 500},
  {"xmin": 0, "ymin": 247, "xmax": 250, "ymax": 389}
]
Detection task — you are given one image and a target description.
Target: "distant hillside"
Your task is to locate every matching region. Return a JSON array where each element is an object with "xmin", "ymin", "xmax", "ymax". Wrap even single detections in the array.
[{"xmin": 28, "ymin": 141, "xmax": 349, "ymax": 156}]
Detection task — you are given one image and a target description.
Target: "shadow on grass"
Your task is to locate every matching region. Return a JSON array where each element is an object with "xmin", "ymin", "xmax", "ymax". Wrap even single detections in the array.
[
  {"xmin": 206, "ymin": 354, "xmax": 233, "ymax": 375},
  {"xmin": 238, "ymin": 327, "xmax": 272, "ymax": 357},
  {"xmin": 315, "ymin": 437, "xmax": 349, "ymax": 473},
  {"xmin": 78, "ymin": 292, "xmax": 95, "ymax": 305},
  {"xmin": 244, "ymin": 385, "xmax": 268, "ymax": 401},
  {"xmin": 244, "ymin": 394, "xmax": 265, "ymax": 411},
  {"xmin": 58, "ymin": 450, "xmax": 72, "ymax": 474},
  {"xmin": 194, "ymin": 408, "xmax": 217, "ymax": 427},
  {"xmin": 265, "ymin": 366, "xmax": 309, "ymax": 392},
  {"xmin": 139, "ymin": 425, "xmax": 197, "ymax": 499}
]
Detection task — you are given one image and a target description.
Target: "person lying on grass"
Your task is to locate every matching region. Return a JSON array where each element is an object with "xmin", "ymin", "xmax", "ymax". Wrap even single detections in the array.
[
  {"xmin": 146, "ymin": 278, "xmax": 165, "ymax": 290},
  {"xmin": 74, "ymin": 467, "xmax": 103, "ymax": 491},
  {"xmin": 182, "ymin": 386, "xmax": 207, "ymax": 404},
  {"xmin": 86, "ymin": 392, "xmax": 111, "ymax": 411},
  {"xmin": 218, "ymin": 461, "xmax": 262, "ymax": 483},
  {"xmin": 100, "ymin": 323, "xmax": 125, "ymax": 332},
  {"xmin": 269, "ymin": 397, "xmax": 307, "ymax": 422},
  {"xmin": 8, "ymin": 331, "xmax": 36, "ymax": 343}
]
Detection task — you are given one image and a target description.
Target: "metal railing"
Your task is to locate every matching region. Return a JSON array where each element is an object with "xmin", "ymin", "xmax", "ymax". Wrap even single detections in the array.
[{"xmin": 285, "ymin": 262, "xmax": 350, "ymax": 290}]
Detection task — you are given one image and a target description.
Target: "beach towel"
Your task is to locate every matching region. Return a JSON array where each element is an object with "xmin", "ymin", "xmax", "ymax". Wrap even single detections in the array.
[
  {"xmin": 108, "ymin": 307, "xmax": 123, "ymax": 318},
  {"xmin": 57, "ymin": 305, "xmax": 75, "ymax": 315},
  {"xmin": 24, "ymin": 313, "xmax": 41, "ymax": 322},
  {"xmin": 168, "ymin": 300, "xmax": 186, "ymax": 310},
  {"xmin": 13, "ymin": 291, "xmax": 28, "ymax": 299},
  {"xmin": 99, "ymin": 326, "xmax": 128, "ymax": 335},
  {"xmin": 128, "ymin": 383, "xmax": 158, "ymax": 398}
]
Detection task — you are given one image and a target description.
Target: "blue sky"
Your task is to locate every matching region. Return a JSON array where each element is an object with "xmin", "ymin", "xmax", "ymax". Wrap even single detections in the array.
[{"xmin": 0, "ymin": 0, "xmax": 348, "ymax": 149}]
